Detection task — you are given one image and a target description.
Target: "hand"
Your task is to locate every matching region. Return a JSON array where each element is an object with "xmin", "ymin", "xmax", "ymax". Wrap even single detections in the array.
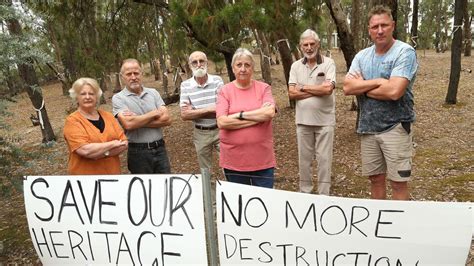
[
  {"xmin": 112, "ymin": 139, "xmax": 127, "ymax": 148},
  {"xmin": 181, "ymin": 102, "xmax": 193, "ymax": 115}
]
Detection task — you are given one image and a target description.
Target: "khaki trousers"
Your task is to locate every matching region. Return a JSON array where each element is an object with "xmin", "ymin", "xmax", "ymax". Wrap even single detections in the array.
[
  {"xmin": 193, "ymin": 127, "xmax": 220, "ymax": 173},
  {"xmin": 297, "ymin": 124, "xmax": 334, "ymax": 195}
]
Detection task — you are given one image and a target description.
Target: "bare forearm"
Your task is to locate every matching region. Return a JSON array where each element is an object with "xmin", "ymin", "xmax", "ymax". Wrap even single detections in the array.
[
  {"xmin": 241, "ymin": 106, "xmax": 275, "ymax": 122},
  {"xmin": 181, "ymin": 107, "xmax": 216, "ymax": 120},
  {"xmin": 146, "ymin": 113, "xmax": 172, "ymax": 128},
  {"xmin": 217, "ymin": 115, "xmax": 259, "ymax": 130},
  {"xmin": 304, "ymin": 83, "xmax": 334, "ymax": 96},
  {"xmin": 343, "ymin": 78, "xmax": 384, "ymax": 95},
  {"xmin": 76, "ymin": 141, "xmax": 122, "ymax": 160},
  {"xmin": 288, "ymin": 85, "xmax": 313, "ymax": 100},
  {"xmin": 119, "ymin": 112, "xmax": 156, "ymax": 130},
  {"xmin": 367, "ymin": 77, "xmax": 409, "ymax": 101}
]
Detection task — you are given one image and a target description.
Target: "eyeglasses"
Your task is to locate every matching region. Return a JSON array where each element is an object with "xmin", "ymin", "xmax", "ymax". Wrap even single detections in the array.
[{"xmin": 190, "ymin": 59, "xmax": 207, "ymax": 67}]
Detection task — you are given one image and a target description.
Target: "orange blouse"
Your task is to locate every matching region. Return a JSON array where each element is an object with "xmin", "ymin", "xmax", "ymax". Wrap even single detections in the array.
[{"xmin": 63, "ymin": 110, "xmax": 127, "ymax": 175}]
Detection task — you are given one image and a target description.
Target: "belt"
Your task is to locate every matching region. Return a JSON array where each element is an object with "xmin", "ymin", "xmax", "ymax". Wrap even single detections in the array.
[
  {"xmin": 195, "ymin": 124, "xmax": 218, "ymax": 130},
  {"xmin": 129, "ymin": 139, "xmax": 164, "ymax": 149}
]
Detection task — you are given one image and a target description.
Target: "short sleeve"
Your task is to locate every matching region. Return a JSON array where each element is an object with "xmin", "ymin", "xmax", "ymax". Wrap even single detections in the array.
[
  {"xmin": 262, "ymin": 84, "xmax": 275, "ymax": 105},
  {"xmin": 216, "ymin": 76, "xmax": 224, "ymax": 94},
  {"xmin": 63, "ymin": 116, "xmax": 90, "ymax": 152},
  {"xmin": 179, "ymin": 81, "xmax": 190, "ymax": 107},
  {"xmin": 112, "ymin": 94, "xmax": 127, "ymax": 116},
  {"xmin": 325, "ymin": 58, "xmax": 336, "ymax": 83},
  {"xmin": 288, "ymin": 62, "xmax": 298, "ymax": 85},
  {"xmin": 216, "ymin": 85, "xmax": 230, "ymax": 118},
  {"xmin": 151, "ymin": 89, "xmax": 165, "ymax": 108},
  {"xmin": 391, "ymin": 48, "xmax": 418, "ymax": 81},
  {"xmin": 348, "ymin": 53, "xmax": 362, "ymax": 75}
]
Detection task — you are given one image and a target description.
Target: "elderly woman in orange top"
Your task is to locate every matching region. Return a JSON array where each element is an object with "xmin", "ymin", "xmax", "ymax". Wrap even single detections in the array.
[
  {"xmin": 64, "ymin": 77, "xmax": 128, "ymax": 175},
  {"xmin": 216, "ymin": 48, "xmax": 277, "ymax": 188}
]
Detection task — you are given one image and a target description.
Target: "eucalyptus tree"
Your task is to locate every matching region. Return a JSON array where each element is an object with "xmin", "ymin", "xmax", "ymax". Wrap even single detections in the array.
[
  {"xmin": 410, "ymin": 0, "xmax": 419, "ymax": 48},
  {"xmin": 445, "ymin": 0, "xmax": 467, "ymax": 104},
  {"xmin": 2, "ymin": 1, "xmax": 56, "ymax": 143},
  {"xmin": 463, "ymin": 2, "xmax": 472, "ymax": 56}
]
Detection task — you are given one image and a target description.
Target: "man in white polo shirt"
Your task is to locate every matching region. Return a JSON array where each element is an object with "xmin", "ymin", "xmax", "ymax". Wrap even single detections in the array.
[
  {"xmin": 288, "ymin": 29, "xmax": 336, "ymax": 195},
  {"xmin": 180, "ymin": 51, "xmax": 224, "ymax": 174}
]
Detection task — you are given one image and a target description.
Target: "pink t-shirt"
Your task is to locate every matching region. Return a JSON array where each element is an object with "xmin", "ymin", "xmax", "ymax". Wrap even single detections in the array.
[{"xmin": 216, "ymin": 80, "xmax": 276, "ymax": 171}]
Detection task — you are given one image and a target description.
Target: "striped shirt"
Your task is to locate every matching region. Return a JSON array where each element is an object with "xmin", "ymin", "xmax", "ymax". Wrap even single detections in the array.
[{"xmin": 179, "ymin": 74, "xmax": 224, "ymax": 127}]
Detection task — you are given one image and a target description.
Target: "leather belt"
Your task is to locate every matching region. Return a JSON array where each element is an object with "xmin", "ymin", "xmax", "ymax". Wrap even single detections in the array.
[
  {"xmin": 195, "ymin": 124, "xmax": 218, "ymax": 130},
  {"xmin": 129, "ymin": 139, "xmax": 164, "ymax": 149}
]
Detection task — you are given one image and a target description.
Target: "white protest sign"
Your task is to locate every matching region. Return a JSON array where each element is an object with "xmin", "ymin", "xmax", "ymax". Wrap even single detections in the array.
[
  {"xmin": 217, "ymin": 181, "xmax": 472, "ymax": 266},
  {"xmin": 24, "ymin": 174, "xmax": 208, "ymax": 265}
]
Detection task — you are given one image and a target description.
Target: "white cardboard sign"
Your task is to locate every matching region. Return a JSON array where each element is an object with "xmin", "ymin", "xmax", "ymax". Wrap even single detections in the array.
[
  {"xmin": 217, "ymin": 181, "xmax": 472, "ymax": 265},
  {"xmin": 24, "ymin": 175, "xmax": 208, "ymax": 265}
]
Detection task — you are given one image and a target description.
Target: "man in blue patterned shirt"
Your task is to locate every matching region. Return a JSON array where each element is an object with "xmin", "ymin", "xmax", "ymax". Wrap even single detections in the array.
[
  {"xmin": 343, "ymin": 5, "xmax": 418, "ymax": 200},
  {"xmin": 180, "ymin": 51, "xmax": 224, "ymax": 175}
]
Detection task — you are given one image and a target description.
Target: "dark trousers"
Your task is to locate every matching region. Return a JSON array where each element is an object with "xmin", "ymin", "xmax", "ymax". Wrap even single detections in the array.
[
  {"xmin": 128, "ymin": 141, "xmax": 171, "ymax": 174},
  {"xmin": 224, "ymin": 167, "xmax": 274, "ymax": 188}
]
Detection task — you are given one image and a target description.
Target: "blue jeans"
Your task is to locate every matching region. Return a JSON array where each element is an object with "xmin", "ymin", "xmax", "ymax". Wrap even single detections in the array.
[
  {"xmin": 128, "ymin": 142, "xmax": 171, "ymax": 174},
  {"xmin": 224, "ymin": 167, "xmax": 274, "ymax": 188}
]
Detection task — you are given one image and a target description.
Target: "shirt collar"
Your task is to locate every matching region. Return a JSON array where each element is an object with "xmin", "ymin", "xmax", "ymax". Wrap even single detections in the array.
[
  {"xmin": 123, "ymin": 86, "xmax": 148, "ymax": 97},
  {"xmin": 191, "ymin": 74, "xmax": 209, "ymax": 88}
]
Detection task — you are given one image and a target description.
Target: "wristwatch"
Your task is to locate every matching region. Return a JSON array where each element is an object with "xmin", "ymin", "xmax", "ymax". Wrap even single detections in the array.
[
  {"xmin": 104, "ymin": 150, "xmax": 110, "ymax": 157},
  {"xmin": 238, "ymin": 111, "xmax": 244, "ymax": 120},
  {"xmin": 299, "ymin": 84, "xmax": 305, "ymax": 92}
]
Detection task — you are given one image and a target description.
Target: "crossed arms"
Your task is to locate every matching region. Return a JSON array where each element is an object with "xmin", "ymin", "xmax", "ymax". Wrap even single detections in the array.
[
  {"xmin": 116, "ymin": 105, "xmax": 172, "ymax": 130},
  {"xmin": 217, "ymin": 102, "xmax": 276, "ymax": 130},
  {"xmin": 343, "ymin": 72, "xmax": 409, "ymax": 101},
  {"xmin": 288, "ymin": 80, "xmax": 335, "ymax": 100}
]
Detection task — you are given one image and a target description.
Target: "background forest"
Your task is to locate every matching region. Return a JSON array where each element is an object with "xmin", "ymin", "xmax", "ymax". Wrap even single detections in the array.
[{"xmin": 0, "ymin": 0, "xmax": 473, "ymax": 264}]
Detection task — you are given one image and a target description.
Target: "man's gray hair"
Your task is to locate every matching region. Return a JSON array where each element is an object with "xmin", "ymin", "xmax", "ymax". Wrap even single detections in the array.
[
  {"xmin": 188, "ymin": 51, "xmax": 207, "ymax": 64},
  {"xmin": 299, "ymin": 29, "xmax": 320, "ymax": 44},
  {"xmin": 231, "ymin": 48, "xmax": 254, "ymax": 67}
]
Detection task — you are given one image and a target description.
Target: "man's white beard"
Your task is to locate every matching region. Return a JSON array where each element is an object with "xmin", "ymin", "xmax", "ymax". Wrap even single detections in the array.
[{"xmin": 193, "ymin": 67, "xmax": 207, "ymax": 78}]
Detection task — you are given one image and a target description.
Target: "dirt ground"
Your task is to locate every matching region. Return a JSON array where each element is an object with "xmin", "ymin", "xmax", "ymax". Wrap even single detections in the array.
[{"xmin": 0, "ymin": 50, "xmax": 472, "ymax": 264}]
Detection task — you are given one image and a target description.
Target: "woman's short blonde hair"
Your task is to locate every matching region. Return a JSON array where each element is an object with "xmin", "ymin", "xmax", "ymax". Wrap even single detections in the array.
[
  {"xmin": 69, "ymin": 77, "xmax": 103, "ymax": 101},
  {"xmin": 231, "ymin": 48, "xmax": 255, "ymax": 67}
]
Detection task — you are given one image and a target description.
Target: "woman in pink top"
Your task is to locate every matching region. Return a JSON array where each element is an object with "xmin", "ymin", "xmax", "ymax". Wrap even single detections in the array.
[{"xmin": 216, "ymin": 48, "xmax": 277, "ymax": 188}]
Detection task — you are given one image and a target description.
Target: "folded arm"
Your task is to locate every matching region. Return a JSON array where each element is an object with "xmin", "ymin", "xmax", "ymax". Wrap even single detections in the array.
[
  {"xmin": 75, "ymin": 140, "xmax": 128, "ymax": 160},
  {"xmin": 343, "ymin": 72, "xmax": 385, "ymax": 95},
  {"xmin": 217, "ymin": 103, "xmax": 275, "ymax": 130},
  {"xmin": 366, "ymin": 77, "xmax": 410, "ymax": 100},
  {"xmin": 181, "ymin": 103, "xmax": 216, "ymax": 120},
  {"xmin": 118, "ymin": 106, "xmax": 171, "ymax": 130}
]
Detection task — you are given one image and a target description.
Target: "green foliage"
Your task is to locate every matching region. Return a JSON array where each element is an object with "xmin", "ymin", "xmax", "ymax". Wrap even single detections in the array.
[
  {"xmin": 418, "ymin": 0, "xmax": 454, "ymax": 50},
  {"xmin": 0, "ymin": 4, "xmax": 52, "ymax": 82},
  {"xmin": 0, "ymin": 100, "xmax": 24, "ymax": 196}
]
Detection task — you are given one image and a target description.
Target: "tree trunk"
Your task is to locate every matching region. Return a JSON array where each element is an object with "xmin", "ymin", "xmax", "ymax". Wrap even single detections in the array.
[
  {"xmin": 114, "ymin": 73, "xmax": 122, "ymax": 93},
  {"xmin": 255, "ymin": 29, "xmax": 272, "ymax": 85},
  {"xmin": 463, "ymin": 7, "xmax": 472, "ymax": 56},
  {"xmin": 275, "ymin": 35, "xmax": 294, "ymax": 107},
  {"xmin": 351, "ymin": 0, "xmax": 362, "ymax": 51},
  {"xmin": 46, "ymin": 62, "xmax": 72, "ymax": 96},
  {"xmin": 223, "ymin": 51, "xmax": 236, "ymax": 81},
  {"xmin": 7, "ymin": 14, "xmax": 56, "ymax": 143},
  {"xmin": 325, "ymin": 0, "xmax": 357, "ymax": 71},
  {"xmin": 410, "ymin": 0, "xmax": 419, "ymax": 48},
  {"xmin": 445, "ymin": 0, "xmax": 467, "ymax": 104}
]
